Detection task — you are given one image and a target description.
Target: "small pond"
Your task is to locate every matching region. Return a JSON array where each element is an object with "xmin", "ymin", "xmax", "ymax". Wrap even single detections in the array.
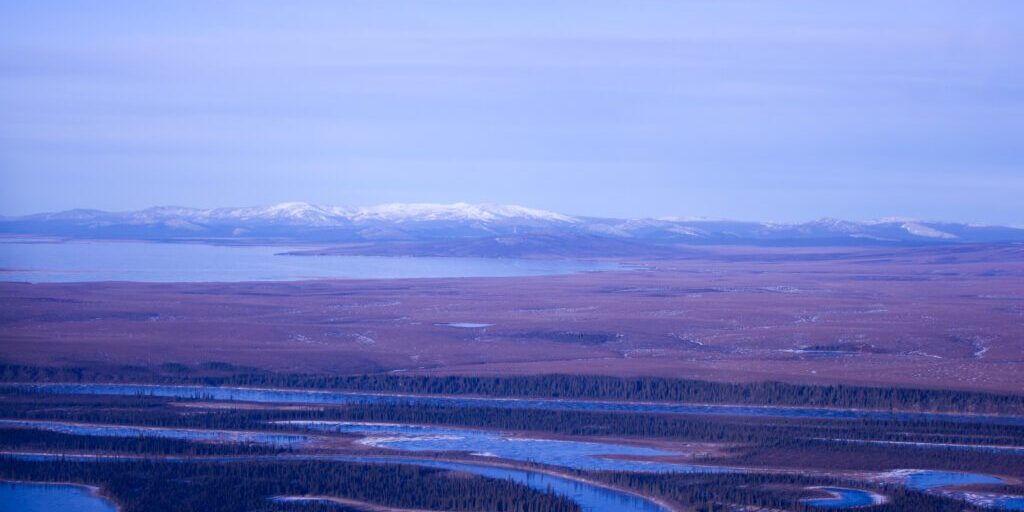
[{"xmin": 802, "ymin": 487, "xmax": 878, "ymax": 508}]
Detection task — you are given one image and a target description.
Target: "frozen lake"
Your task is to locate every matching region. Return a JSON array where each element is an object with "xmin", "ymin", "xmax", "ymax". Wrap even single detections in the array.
[{"xmin": 0, "ymin": 239, "xmax": 617, "ymax": 282}]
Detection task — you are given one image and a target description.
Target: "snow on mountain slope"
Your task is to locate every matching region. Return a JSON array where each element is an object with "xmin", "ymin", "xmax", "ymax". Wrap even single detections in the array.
[
  {"xmin": 122, "ymin": 202, "xmax": 578, "ymax": 225},
  {"xmin": 345, "ymin": 202, "xmax": 578, "ymax": 223},
  {"xmin": 3, "ymin": 202, "xmax": 1022, "ymax": 246},
  {"xmin": 900, "ymin": 222, "xmax": 958, "ymax": 239},
  {"xmin": 210, "ymin": 202, "xmax": 340, "ymax": 225}
]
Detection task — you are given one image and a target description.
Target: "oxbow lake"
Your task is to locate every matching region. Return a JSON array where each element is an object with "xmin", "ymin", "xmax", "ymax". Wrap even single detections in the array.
[{"xmin": 0, "ymin": 239, "xmax": 618, "ymax": 282}]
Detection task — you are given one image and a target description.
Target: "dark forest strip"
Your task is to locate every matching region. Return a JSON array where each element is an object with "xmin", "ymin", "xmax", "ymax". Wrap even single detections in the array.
[{"xmin": 4, "ymin": 364, "xmax": 1024, "ymax": 413}]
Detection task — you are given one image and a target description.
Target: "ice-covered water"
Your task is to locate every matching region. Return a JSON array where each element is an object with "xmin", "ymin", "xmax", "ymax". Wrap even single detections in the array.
[
  {"xmin": 0, "ymin": 482, "xmax": 117, "ymax": 512},
  {"xmin": 278, "ymin": 421, "xmax": 721, "ymax": 473},
  {"xmin": 802, "ymin": 487, "xmax": 878, "ymax": 508},
  {"xmin": 0, "ymin": 240, "xmax": 617, "ymax": 282},
  {"xmin": 0, "ymin": 419, "xmax": 306, "ymax": 446}
]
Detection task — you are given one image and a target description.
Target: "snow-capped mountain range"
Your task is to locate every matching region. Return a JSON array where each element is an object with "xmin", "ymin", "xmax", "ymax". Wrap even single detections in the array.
[
  {"xmin": 14, "ymin": 202, "xmax": 576, "ymax": 226},
  {"xmin": 2, "ymin": 203, "xmax": 1022, "ymax": 252}
]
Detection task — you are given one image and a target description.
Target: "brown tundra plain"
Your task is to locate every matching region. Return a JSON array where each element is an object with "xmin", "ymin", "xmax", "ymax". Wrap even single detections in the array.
[{"xmin": 2, "ymin": 244, "xmax": 1021, "ymax": 393}]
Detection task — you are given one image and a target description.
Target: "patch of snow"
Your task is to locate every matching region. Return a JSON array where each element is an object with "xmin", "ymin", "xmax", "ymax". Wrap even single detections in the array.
[
  {"xmin": 667, "ymin": 226, "xmax": 704, "ymax": 237},
  {"xmin": 907, "ymin": 350, "xmax": 943, "ymax": 359},
  {"xmin": 585, "ymin": 223, "xmax": 634, "ymax": 237},
  {"xmin": 351, "ymin": 334, "xmax": 376, "ymax": 345},
  {"xmin": 807, "ymin": 217, "xmax": 864, "ymax": 233},
  {"xmin": 348, "ymin": 202, "xmax": 577, "ymax": 223},
  {"xmin": 901, "ymin": 222, "xmax": 957, "ymax": 239},
  {"xmin": 356, "ymin": 435, "xmax": 464, "ymax": 447},
  {"xmin": 848, "ymin": 233, "xmax": 898, "ymax": 241}
]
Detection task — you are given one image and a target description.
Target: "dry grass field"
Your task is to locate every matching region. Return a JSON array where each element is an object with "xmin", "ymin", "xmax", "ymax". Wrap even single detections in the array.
[{"xmin": 2, "ymin": 244, "xmax": 1022, "ymax": 393}]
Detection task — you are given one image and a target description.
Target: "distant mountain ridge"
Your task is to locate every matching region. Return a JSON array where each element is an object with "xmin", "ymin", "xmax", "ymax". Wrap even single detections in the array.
[{"xmin": 3, "ymin": 203, "xmax": 1022, "ymax": 253}]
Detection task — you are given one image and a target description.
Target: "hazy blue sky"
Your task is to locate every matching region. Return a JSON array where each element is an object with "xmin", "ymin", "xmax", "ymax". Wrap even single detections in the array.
[{"xmin": 1, "ymin": 1, "xmax": 1022, "ymax": 222}]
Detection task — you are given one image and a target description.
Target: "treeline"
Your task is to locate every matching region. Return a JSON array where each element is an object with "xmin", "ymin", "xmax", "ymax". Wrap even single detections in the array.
[
  {"xmin": 712, "ymin": 437, "xmax": 1024, "ymax": 475},
  {"xmin": 314, "ymin": 403, "xmax": 1024, "ymax": 447},
  {"xmin": 584, "ymin": 472, "xmax": 989, "ymax": 512},
  {"xmin": 0, "ymin": 428, "xmax": 284, "ymax": 456},
  {"xmin": 3, "ymin": 362, "xmax": 1023, "ymax": 413},
  {"xmin": 0, "ymin": 458, "xmax": 580, "ymax": 512},
  {"xmin": 194, "ymin": 373, "xmax": 1024, "ymax": 414}
]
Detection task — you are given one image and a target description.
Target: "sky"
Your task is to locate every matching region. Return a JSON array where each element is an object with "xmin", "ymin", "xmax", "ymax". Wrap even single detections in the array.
[{"xmin": 1, "ymin": 1, "xmax": 1022, "ymax": 223}]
